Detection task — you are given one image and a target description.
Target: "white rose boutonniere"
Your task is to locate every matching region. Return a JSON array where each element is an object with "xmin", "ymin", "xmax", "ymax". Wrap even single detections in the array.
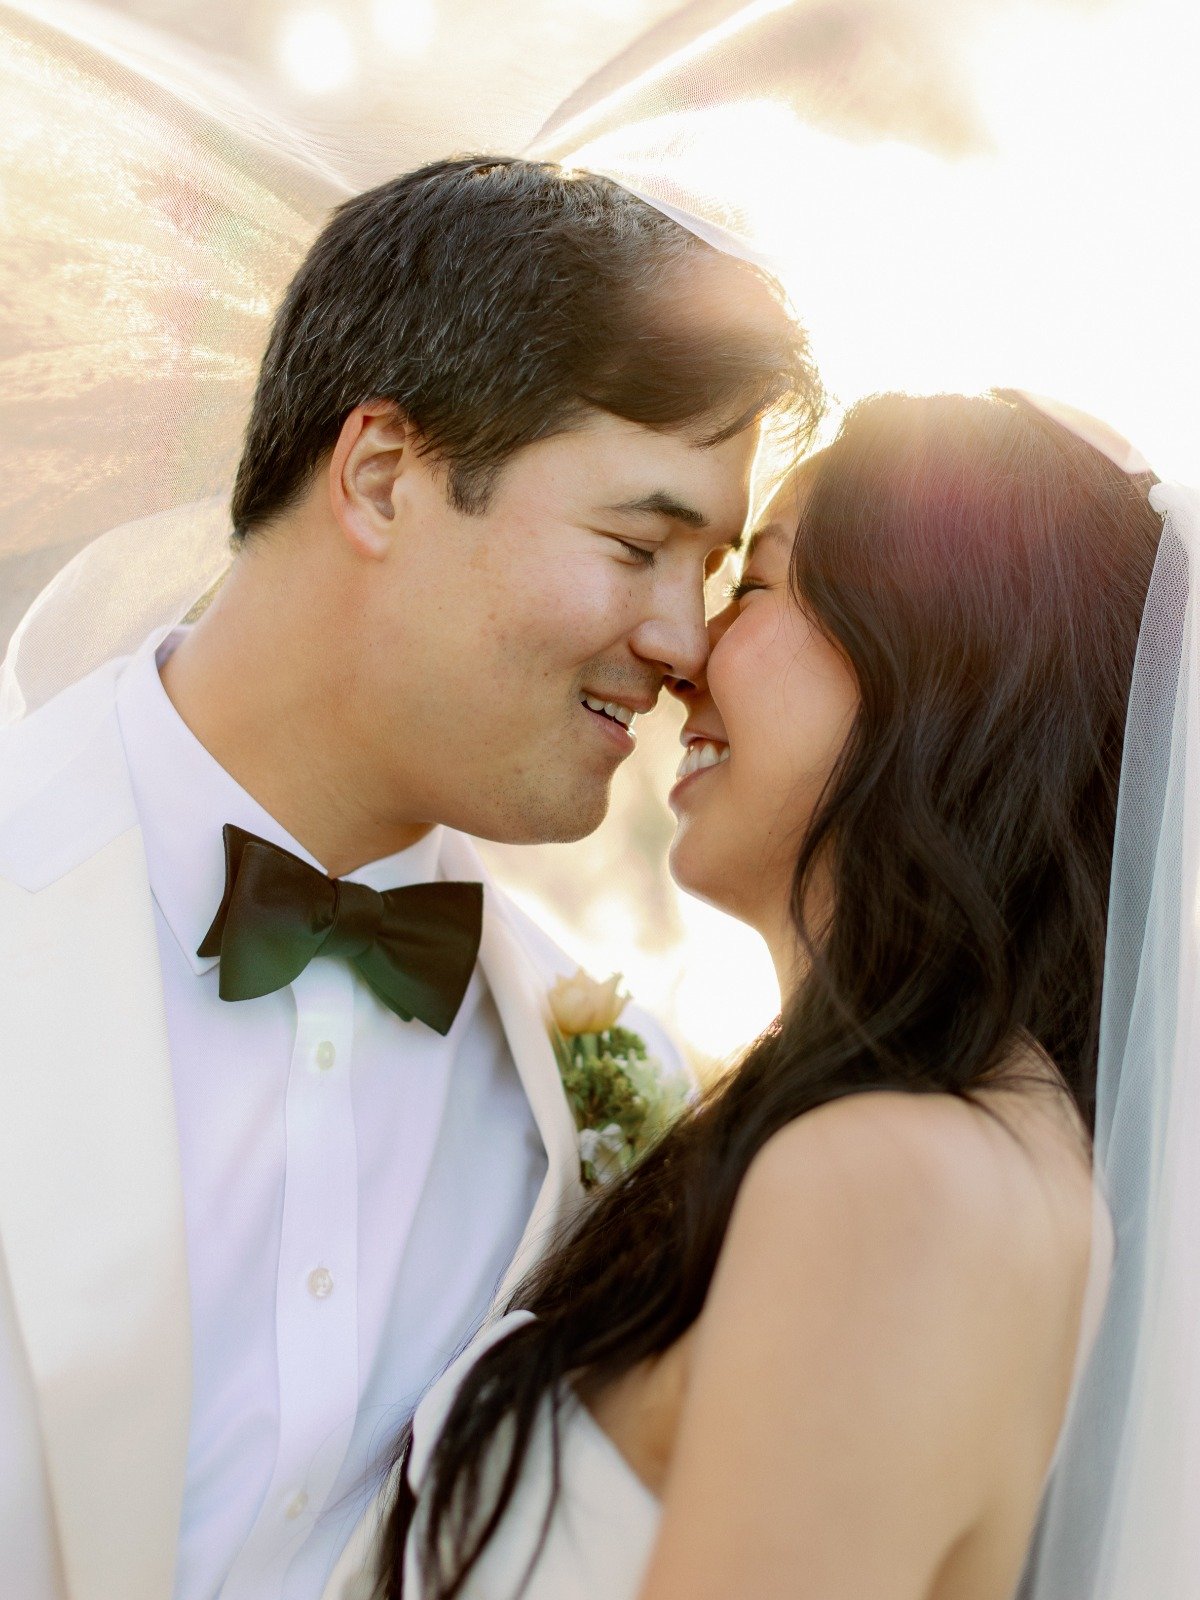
[{"xmin": 548, "ymin": 968, "xmax": 692, "ymax": 1188}]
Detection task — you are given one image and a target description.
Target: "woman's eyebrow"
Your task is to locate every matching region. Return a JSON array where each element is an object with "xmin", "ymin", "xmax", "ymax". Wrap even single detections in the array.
[{"xmin": 741, "ymin": 522, "xmax": 789, "ymax": 563}]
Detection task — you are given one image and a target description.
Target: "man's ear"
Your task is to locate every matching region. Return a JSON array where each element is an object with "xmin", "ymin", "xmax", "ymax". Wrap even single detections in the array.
[{"xmin": 328, "ymin": 402, "xmax": 413, "ymax": 559}]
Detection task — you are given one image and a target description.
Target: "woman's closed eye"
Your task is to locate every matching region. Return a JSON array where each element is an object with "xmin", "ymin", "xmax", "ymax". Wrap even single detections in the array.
[{"xmin": 727, "ymin": 575, "xmax": 768, "ymax": 601}]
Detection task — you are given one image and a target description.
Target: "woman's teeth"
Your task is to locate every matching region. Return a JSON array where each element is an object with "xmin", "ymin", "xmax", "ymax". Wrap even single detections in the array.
[
  {"xmin": 582, "ymin": 695, "xmax": 636, "ymax": 729},
  {"xmin": 676, "ymin": 740, "xmax": 730, "ymax": 781}
]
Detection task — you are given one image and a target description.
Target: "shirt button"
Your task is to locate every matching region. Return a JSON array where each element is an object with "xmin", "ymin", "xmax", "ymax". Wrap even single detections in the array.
[
  {"xmin": 315, "ymin": 1040, "xmax": 337, "ymax": 1071},
  {"xmin": 284, "ymin": 1490, "xmax": 309, "ymax": 1521},
  {"xmin": 307, "ymin": 1267, "xmax": 334, "ymax": 1300}
]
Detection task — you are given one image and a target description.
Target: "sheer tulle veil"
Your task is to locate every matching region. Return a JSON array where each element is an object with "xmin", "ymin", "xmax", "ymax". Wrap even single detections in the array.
[
  {"xmin": 1, "ymin": 3, "xmax": 1196, "ymax": 1593},
  {"xmin": 1015, "ymin": 480, "xmax": 1200, "ymax": 1600}
]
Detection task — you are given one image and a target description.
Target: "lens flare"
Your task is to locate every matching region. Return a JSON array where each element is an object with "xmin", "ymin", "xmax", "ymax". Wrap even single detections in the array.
[{"xmin": 278, "ymin": 9, "xmax": 356, "ymax": 96}]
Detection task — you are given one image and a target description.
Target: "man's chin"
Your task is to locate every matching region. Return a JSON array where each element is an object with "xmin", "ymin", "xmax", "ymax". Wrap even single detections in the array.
[{"xmin": 465, "ymin": 781, "xmax": 613, "ymax": 847}]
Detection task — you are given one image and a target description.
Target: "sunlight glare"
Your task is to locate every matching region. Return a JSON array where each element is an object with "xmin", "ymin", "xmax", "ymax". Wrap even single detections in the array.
[
  {"xmin": 489, "ymin": 870, "xmax": 778, "ymax": 1076},
  {"xmin": 570, "ymin": 0, "xmax": 1200, "ymax": 482},
  {"xmin": 371, "ymin": 0, "xmax": 437, "ymax": 60},
  {"xmin": 278, "ymin": 9, "xmax": 356, "ymax": 95},
  {"xmin": 671, "ymin": 892, "xmax": 781, "ymax": 1070},
  {"xmin": 579, "ymin": 0, "xmax": 648, "ymax": 19}
]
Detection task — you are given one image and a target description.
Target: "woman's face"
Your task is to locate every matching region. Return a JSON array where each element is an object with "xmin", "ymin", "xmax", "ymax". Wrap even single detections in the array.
[{"xmin": 667, "ymin": 476, "xmax": 859, "ymax": 967}]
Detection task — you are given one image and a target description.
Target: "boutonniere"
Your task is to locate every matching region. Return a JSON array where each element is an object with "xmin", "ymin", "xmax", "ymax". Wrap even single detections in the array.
[{"xmin": 548, "ymin": 968, "xmax": 691, "ymax": 1188}]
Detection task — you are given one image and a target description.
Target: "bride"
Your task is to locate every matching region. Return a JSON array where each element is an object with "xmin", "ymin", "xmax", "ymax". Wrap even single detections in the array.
[{"xmin": 379, "ymin": 388, "xmax": 1163, "ymax": 1599}]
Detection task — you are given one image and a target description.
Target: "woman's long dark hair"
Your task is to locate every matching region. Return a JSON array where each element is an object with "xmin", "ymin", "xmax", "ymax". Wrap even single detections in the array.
[{"xmin": 378, "ymin": 390, "xmax": 1163, "ymax": 1598}]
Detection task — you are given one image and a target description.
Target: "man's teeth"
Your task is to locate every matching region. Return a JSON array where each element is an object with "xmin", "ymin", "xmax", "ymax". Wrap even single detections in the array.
[
  {"xmin": 676, "ymin": 740, "xmax": 730, "ymax": 780},
  {"xmin": 582, "ymin": 695, "xmax": 636, "ymax": 729}
]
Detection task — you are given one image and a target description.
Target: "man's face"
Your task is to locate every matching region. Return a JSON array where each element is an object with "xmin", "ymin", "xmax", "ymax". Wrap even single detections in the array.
[{"xmin": 349, "ymin": 412, "xmax": 758, "ymax": 843}]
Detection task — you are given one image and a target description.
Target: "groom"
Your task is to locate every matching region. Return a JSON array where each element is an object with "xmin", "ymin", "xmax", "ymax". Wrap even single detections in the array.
[{"xmin": 0, "ymin": 156, "xmax": 816, "ymax": 1600}]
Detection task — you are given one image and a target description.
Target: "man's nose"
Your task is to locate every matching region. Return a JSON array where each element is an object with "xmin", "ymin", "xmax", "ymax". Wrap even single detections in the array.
[
  {"xmin": 665, "ymin": 598, "xmax": 734, "ymax": 707},
  {"xmin": 629, "ymin": 589, "xmax": 710, "ymax": 688},
  {"xmin": 664, "ymin": 668, "xmax": 699, "ymax": 705}
]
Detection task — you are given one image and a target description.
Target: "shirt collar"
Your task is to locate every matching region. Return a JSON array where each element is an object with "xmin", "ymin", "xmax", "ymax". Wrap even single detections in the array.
[{"xmin": 115, "ymin": 627, "xmax": 445, "ymax": 976}]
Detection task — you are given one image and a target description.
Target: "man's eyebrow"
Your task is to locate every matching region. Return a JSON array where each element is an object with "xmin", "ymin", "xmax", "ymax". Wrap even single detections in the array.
[{"xmin": 604, "ymin": 491, "xmax": 709, "ymax": 530}]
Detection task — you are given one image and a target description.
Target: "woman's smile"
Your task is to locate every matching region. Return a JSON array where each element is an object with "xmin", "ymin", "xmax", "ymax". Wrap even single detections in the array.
[{"xmin": 669, "ymin": 736, "xmax": 730, "ymax": 808}]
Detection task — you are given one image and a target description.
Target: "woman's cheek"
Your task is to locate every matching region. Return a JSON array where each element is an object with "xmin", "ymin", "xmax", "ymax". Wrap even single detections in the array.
[
  {"xmin": 734, "ymin": 616, "xmax": 798, "ymax": 762},
  {"xmin": 709, "ymin": 607, "xmax": 773, "ymax": 726}
]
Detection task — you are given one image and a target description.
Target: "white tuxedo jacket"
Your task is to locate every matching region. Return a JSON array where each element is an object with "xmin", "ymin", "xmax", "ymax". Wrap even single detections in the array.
[{"xmin": 0, "ymin": 659, "xmax": 681, "ymax": 1600}]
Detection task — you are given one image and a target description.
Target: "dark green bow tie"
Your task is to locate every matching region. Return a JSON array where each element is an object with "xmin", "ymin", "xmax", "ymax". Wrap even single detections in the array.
[{"xmin": 198, "ymin": 824, "xmax": 484, "ymax": 1036}]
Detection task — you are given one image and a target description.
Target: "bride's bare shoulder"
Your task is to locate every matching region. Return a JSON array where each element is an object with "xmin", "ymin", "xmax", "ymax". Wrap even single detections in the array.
[
  {"xmin": 639, "ymin": 1082, "xmax": 1098, "ymax": 1599},
  {"xmin": 720, "ymin": 1080, "xmax": 1093, "ymax": 1328}
]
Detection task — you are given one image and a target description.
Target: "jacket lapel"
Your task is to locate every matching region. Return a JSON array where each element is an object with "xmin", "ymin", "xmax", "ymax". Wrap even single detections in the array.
[{"xmin": 0, "ymin": 708, "xmax": 191, "ymax": 1600}]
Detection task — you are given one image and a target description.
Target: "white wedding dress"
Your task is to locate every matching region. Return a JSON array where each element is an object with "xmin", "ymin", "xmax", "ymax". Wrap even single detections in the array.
[
  {"xmin": 403, "ymin": 1308, "xmax": 659, "ymax": 1600},
  {"xmin": 403, "ymin": 1189, "xmax": 1115, "ymax": 1600}
]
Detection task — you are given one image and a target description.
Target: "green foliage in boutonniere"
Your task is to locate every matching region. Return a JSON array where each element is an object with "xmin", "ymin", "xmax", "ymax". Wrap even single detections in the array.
[{"xmin": 548, "ymin": 969, "xmax": 692, "ymax": 1187}]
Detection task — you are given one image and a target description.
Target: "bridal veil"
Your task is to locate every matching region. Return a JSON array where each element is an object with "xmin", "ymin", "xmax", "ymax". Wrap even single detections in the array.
[{"xmin": 1, "ymin": 4, "xmax": 1196, "ymax": 1593}]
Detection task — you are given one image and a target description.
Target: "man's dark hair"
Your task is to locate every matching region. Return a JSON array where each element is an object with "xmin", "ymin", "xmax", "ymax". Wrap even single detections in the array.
[{"xmin": 230, "ymin": 155, "xmax": 823, "ymax": 534}]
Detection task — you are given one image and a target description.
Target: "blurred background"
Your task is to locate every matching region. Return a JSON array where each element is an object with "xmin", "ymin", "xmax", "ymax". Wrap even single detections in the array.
[{"xmin": 1, "ymin": 0, "xmax": 1195, "ymax": 1070}]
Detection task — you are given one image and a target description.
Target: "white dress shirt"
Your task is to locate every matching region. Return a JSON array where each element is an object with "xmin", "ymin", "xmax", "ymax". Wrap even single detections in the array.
[{"xmin": 114, "ymin": 632, "xmax": 547, "ymax": 1600}]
